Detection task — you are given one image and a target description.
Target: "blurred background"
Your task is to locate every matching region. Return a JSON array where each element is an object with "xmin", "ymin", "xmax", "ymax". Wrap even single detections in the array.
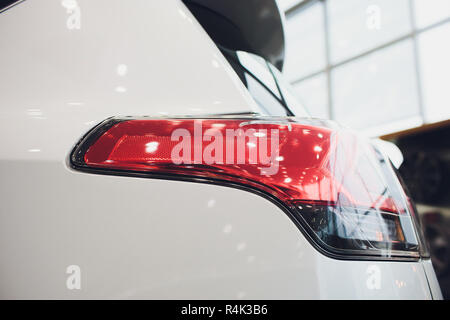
[{"xmin": 277, "ymin": 0, "xmax": 450, "ymax": 298}]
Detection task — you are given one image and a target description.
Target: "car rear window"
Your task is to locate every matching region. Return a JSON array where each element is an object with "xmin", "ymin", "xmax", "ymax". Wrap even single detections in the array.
[{"xmin": 0, "ymin": 0, "xmax": 21, "ymax": 12}]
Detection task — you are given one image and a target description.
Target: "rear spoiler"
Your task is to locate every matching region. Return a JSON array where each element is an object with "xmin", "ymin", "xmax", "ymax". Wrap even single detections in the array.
[{"xmin": 183, "ymin": 0, "xmax": 285, "ymax": 71}]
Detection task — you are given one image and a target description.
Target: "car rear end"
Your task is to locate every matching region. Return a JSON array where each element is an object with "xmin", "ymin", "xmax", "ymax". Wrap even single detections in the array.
[{"xmin": 0, "ymin": 0, "xmax": 442, "ymax": 299}]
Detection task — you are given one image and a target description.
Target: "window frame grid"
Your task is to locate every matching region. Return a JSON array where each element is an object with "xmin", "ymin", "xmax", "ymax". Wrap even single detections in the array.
[{"xmin": 285, "ymin": 0, "xmax": 450, "ymax": 127}]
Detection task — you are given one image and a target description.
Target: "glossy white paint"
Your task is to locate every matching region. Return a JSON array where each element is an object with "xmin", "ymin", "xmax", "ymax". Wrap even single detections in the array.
[
  {"xmin": 371, "ymin": 139, "xmax": 404, "ymax": 169},
  {"xmin": 422, "ymin": 259, "xmax": 444, "ymax": 300},
  {"xmin": 0, "ymin": 0, "xmax": 441, "ymax": 299},
  {"xmin": 0, "ymin": 161, "xmax": 434, "ymax": 299},
  {"xmin": 0, "ymin": 0, "xmax": 258, "ymax": 162}
]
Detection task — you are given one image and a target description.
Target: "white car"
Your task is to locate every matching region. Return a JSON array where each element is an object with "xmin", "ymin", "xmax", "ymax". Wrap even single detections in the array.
[{"xmin": 0, "ymin": 0, "xmax": 442, "ymax": 299}]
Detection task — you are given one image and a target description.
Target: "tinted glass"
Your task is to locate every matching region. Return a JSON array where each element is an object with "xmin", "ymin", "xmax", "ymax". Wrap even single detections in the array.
[{"xmin": 0, "ymin": 0, "xmax": 18, "ymax": 11}]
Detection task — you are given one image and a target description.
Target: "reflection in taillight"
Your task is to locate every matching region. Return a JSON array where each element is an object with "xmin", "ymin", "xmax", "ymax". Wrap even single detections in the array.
[{"xmin": 71, "ymin": 117, "xmax": 421, "ymax": 260}]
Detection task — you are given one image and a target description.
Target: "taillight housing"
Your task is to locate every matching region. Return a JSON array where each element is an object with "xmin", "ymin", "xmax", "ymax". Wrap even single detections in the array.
[{"xmin": 71, "ymin": 116, "xmax": 425, "ymax": 260}]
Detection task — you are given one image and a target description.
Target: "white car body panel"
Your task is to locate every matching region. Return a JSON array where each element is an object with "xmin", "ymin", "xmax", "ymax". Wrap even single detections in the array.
[
  {"xmin": 0, "ymin": 163, "xmax": 435, "ymax": 299},
  {"xmin": 422, "ymin": 259, "xmax": 444, "ymax": 300},
  {"xmin": 0, "ymin": 0, "xmax": 258, "ymax": 162},
  {"xmin": 0, "ymin": 0, "xmax": 441, "ymax": 299}
]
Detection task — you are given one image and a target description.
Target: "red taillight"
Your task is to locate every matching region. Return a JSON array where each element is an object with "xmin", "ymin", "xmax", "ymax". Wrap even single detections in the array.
[{"xmin": 72, "ymin": 117, "xmax": 421, "ymax": 259}]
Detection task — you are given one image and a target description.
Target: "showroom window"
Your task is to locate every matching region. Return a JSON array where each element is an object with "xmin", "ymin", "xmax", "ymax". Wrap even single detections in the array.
[
  {"xmin": 279, "ymin": 0, "xmax": 450, "ymax": 136},
  {"xmin": 332, "ymin": 39, "xmax": 420, "ymax": 130},
  {"xmin": 417, "ymin": 22, "xmax": 450, "ymax": 122},
  {"xmin": 283, "ymin": 1, "xmax": 326, "ymax": 81},
  {"xmin": 414, "ymin": 0, "xmax": 450, "ymax": 28},
  {"xmin": 327, "ymin": 0, "xmax": 412, "ymax": 64},
  {"xmin": 291, "ymin": 72, "xmax": 329, "ymax": 119}
]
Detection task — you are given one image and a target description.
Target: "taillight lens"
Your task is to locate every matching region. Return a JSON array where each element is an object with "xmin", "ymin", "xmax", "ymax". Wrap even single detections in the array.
[{"xmin": 71, "ymin": 117, "xmax": 422, "ymax": 260}]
